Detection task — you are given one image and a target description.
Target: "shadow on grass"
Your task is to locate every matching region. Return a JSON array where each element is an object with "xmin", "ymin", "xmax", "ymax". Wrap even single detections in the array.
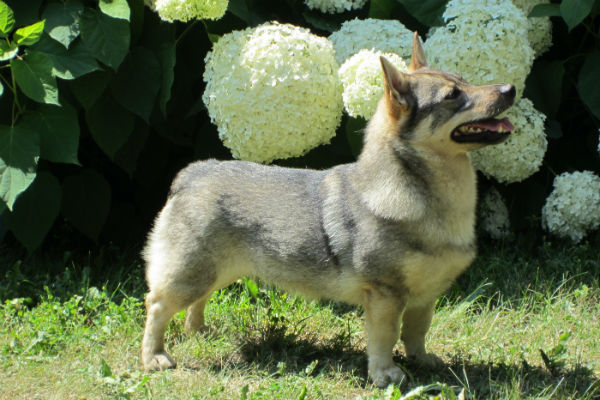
[
  {"xmin": 411, "ymin": 356, "xmax": 598, "ymax": 398},
  {"xmin": 211, "ymin": 330, "xmax": 599, "ymax": 397},
  {"xmin": 206, "ymin": 324, "xmax": 369, "ymax": 381}
]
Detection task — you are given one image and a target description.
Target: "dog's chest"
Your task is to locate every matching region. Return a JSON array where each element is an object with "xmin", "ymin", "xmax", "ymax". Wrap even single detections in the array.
[
  {"xmin": 400, "ymin": 167, "xmax": 477, "ymax": 304},
  {"xmin": 401, "ymin": 245, "xmax": 475, "ymax": 306}
]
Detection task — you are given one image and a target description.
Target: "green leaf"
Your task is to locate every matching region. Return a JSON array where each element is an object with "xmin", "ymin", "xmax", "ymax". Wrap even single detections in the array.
[
  {"xmin": 228, "ymin": 0, "xmax": 261, "ymax": 25},
  {"xmin": 86, "ymin": 92, "xmax": 135, "ymax": 158},
  {"xmin": 0, "ymin": 202, "xmax": 7, "ymax": 240},
  {"xmin": 99, "ymin": 0, "xmax": 130, "ymax": 21},
  {"xmin": 0, "ymin": 124, "xmax": 40, "ymax": 210},
  {"xmin": 69, "ymin": 70, "xmax": 112, "ymax": 110},
  {"xmin": 296, "ymin": 385, "xmax": 307, "ymax": 400},
  {"xmin": 0, "ymin": 40, "xmax": 18, "ymax": 61},
  {"xmin": 42, "ymin": 0, "xmax": 84, "ymax": 49},
  {"xmin": 141, "ymin": 18, "xmax": 175, "ymax": 116},
  {"xmin": 114, "ymin": 120, "xmax": 148, "ymax": 176},
  {"xmin": 577, "ymin": 51, "xmax": 600, "ymax": 120},
  {"xmin": 20, "ymin": 104, "xmax": 80, "ymax": 165},
  {"xmin": 529, "ymin": 3, "xmax": 561, "ymax": 18},
  {"xmin": 11, "ymin": 50, "xmax": 59, "ymax": 105},
  {"xmin": 4, "ymin": 0, "xmax": 43, "ymax": 27},
  {"xmin": 99, "ymin": 358, "xmax": 113, "ymax": 378},
  {"xmin": 524, "ymin": 60, "xmax": 564, "ymax": 118},
  {"xmin": 62, "ymin": 169, "xmax": 111, "ymax": 241},
  {"xmin": 243, "ymin": 278, "xmax": 259, "ymax": 300},
  {"xmin": 32, "ymin": 35, "xmax": 99, "ymax": 80},
  {"xmin": 156, "ymin": 41, "xmax": 175, "ymax": 116},
  {"xmin": 558, "ymin": 331, "xmax": 572, "ymax": 343},
  {"xmin": 128, "ymin": 0, "xmax": 145, "ymax": 44},
  {"xmin": 546, "ymin": 119, "xmax": 563, "ymax": 139},
  {"xmin": 0, "ymin": 0, "xmax": 15, "ymax": 37},
  {"xmin": 301, "ymin": 11, "xmax": 343, "ymax": 33},
  {"xmin": 560, "ymin": 0, "xmax": 595, "ymax": 31},
  {"xmin": 14, "ymin": 20, "xmax": 45, "ymax": 46},
  {"xmin": 80, "ymin": 8, "xmax": 130, "ymax": 70},
  {"xmin": 369, "ymin": 0, "xmax": 397, "ymax": 18},
  {"xmin": 8, "ymin": 171, "xmax": 61, "ymax": 252},
  {"xmin": 110, "ymin": 46, "xmax": 161, "ymax": 122},
  {"xmin": 396, "ymin": 0, "xmax": 447, "ymax": 27}
]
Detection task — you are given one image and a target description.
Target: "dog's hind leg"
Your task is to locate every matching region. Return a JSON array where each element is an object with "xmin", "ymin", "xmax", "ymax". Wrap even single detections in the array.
[
  {"xmin": 142, "ymin": 289, "xmax": 183, "ymax": 371},
  {"xmin": 142, "ymin": 270, "xmax": 214, "ymax": 371},
  {"xmin": 184, "ymin": 296, "xmax": 209, "ymax": 334},
  {"xmin": 363, "ymin": 288, "xmax": 406, "ymax": 388},
  {"xmin": 401, "ymin": 299, "xmax": 443, "ymax": 368}
]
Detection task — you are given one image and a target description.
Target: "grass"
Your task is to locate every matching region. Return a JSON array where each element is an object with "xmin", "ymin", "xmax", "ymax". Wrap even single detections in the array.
[{"xmin": 0, "ymin": 240, "xmax": 599, "ymax": 399}]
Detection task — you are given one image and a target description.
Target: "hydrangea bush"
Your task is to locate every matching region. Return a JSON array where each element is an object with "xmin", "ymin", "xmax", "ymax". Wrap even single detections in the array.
[
  {"xmin": 479, "ymin": 188, "xmax": 511, "ymax": 240},
  {"xmin": 328, "ymin": 18, "xmax": 413, "ymax": 65},
  {"xmin": 339, "ymin": 49, "xmax": 408, "ymax": 119},
  {"xmin": 202, "ymin": 23, "xmax": 343, "ymax": 163},
  {"xmin": 470, "ymin": 98, "xmax": 547, "ymax": 184},
  {"xmin": 3, "ymin": 0, "xmax": 599, "ymax": 251},
  {"xmin": 304, "ymin": 0, "xmax": 367, "ymax": 14},
  {"xmin": 542, "ymin": 171, "xmax": 600, "ymax": 242},
  {"xmin": 511, "ymin": 0, "xmax": 553, "ymax": 56},
  {"xmin": 424, "ymin": 0, "xmax": 534, "ymax": 101},
  {"xmin": 153, "ymin": 0, "xmax": 229, "ymax": 22}
]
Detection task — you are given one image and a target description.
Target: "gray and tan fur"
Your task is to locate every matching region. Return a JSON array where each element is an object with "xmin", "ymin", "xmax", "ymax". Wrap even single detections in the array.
[{"xmin": 141, "ymin": 33, "xmax": 516, "ymax": 387}]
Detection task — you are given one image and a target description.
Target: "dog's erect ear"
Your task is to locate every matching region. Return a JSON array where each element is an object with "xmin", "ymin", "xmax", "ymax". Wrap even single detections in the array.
[
  {"xmin": 408, "ymin": 31, "xmax": 427, "ymax": 72},
  {"xmin": 380, "ymin": 56, "xmax": 410, "ymax": 110}
]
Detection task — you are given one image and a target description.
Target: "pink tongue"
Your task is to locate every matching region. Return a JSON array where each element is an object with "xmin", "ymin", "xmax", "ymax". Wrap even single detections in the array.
[{"xmin": 467, "ymin": 117, "xmax": 514, "ymax": 132}]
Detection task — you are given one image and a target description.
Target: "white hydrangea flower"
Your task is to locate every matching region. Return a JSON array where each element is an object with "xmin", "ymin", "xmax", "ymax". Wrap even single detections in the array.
[
  {"xmin": 328, "ymin": 18, "xmax": 413, "ymax": 65},
  {"xmin": 154, "ymin": 0, "xmax": 228, "ymax": 22},
  {"xmin": 338, "ymin": 49, "xmax": 408, "ymax": 119},
  {"xmin": 470, "ymin": 98, "xmax": 547, "ymax": 184},
  {"xmin": 424, "ymin": 0, "xmax": 534, "ymax": 101},
  {"xmin": 542, "ymin": 171, "xmax": 600, "ymax": 242},
  {"xmin": 203, "ymin": 22, "xmax": 343, "ymax": 163},
  {"xmin": 479, "ymin": 187, "xmax": 511, "ymax": 239},
  {"xmin": 511, "ymin": 0, "xmax": 553, "ymax": 57},
  {"xmin": 304, "ymin": 0, "xmax": 367, "ymax": 14}
]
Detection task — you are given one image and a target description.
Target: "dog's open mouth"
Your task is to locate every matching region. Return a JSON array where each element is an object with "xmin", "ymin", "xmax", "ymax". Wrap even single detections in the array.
[{"xmin": 451, "ymin": 117, "xmax": 514, "ymax": 144}]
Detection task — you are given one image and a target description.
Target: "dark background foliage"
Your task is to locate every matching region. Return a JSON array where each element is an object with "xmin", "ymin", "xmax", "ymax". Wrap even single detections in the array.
[{"xmin": 0, "ymin": 0, "xmax": 598, "ymax": 254}]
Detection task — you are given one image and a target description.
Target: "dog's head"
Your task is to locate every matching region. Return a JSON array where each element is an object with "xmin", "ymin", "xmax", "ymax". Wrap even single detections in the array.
[{"xmin": 378, "ymin": 32, "xmax": 515, "ymax": 153}]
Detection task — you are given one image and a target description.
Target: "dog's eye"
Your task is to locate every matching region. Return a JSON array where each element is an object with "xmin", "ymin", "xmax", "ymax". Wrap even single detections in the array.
[{"xmin": 445, "ymin": 87, "xmax": 461, "ymax": 100}]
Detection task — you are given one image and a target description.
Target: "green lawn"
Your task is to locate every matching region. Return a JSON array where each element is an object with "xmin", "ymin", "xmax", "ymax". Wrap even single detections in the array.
[{"xmin": 1, "ymin": 241, "xmax": 599, "ymax": 399}]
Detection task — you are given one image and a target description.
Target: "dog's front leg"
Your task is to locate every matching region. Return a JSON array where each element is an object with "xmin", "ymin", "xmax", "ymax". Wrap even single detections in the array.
[
  {"xmin": 400, "ymin": 299, "xmax": 443, "ymax": 368},
  {"xmin": 363, "ymin": 288, "xmax": 406, "ymax": 388}
]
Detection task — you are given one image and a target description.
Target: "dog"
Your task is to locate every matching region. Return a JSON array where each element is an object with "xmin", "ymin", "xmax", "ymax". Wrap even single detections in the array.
[{"xmin": 141, "ymin": 32, "xmax": 515, "ymax": 388}]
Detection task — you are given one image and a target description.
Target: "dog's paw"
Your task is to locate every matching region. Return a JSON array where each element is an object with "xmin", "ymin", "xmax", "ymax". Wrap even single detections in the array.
[
  {"xmin": 184, "ymin": 323, "xmax": 209, "ymax": 335},
  {"xmin": 370, "ymin": 365, "xmax": 406, "ymax": 388},
  {"xmin": 143, "ymin": 352, "xmax": 177, "ymax": 371},
  {"xmin": 410, "ymin": 352, "xmax": 444, "ymax": 369}
]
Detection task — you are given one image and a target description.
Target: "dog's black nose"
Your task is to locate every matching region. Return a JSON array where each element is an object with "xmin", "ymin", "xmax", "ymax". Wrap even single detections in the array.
[{"xmin": 499, "ymin": 84, "xmax": 516, "ymax": 99}]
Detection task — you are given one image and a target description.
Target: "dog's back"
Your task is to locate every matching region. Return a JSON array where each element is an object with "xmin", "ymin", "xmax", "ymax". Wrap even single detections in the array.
[{"xmin": 144, "ymin": 160, "xmax": 359, "ymax": 302}]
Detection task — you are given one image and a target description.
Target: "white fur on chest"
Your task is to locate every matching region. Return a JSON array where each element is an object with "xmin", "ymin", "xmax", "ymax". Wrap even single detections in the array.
[
  {"xmin": 402, "ymin": 247, "xmax": 476, "ymax": 307},
  {"xmin": 401, "ymin": 155, "xmax": 478, "ymax": 306}
]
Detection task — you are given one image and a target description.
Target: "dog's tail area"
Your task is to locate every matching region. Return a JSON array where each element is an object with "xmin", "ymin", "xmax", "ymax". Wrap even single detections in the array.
[{"xmin": 143, "ymin": 201, "xmax": 176, "ymax": 291}]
